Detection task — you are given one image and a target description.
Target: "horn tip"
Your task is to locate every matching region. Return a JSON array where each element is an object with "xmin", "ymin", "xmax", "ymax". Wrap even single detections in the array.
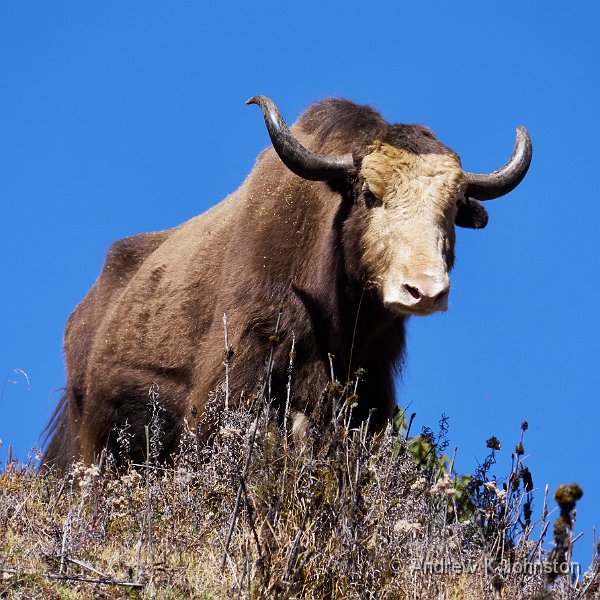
[
  {"xmin": 246, "ymin": 95, "xmax": 271, "ymax": 108},
  {"xmin": 516, "ymin": 126, "xmax": 533, "ymax": 156},
  {"xmin": 516, "ymin": 125, "xmax": 532, "ymax": 142}
]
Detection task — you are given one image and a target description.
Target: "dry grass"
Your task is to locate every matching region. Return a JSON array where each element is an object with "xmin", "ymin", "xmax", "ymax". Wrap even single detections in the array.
[{"xmin": 1, "ymin": 349, "xmax": 599, "ymax": 598}]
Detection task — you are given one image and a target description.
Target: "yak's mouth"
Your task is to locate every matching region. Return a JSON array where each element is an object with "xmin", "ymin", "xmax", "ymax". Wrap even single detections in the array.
[{"xmin": 384, "ymin": 302, "xmax": 448, "ymax": 317}]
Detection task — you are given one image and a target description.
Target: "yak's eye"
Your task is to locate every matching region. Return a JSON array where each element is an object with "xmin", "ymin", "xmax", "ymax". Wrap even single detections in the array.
[{"xmin": 362, "ymin": 182, "xmax": 381, "ymax": 208}]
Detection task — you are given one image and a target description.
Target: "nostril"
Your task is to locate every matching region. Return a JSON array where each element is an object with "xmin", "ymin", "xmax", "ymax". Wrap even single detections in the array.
[{"xmin": 404, "ymin": 284, "xmax": 421, "ymax": 300}]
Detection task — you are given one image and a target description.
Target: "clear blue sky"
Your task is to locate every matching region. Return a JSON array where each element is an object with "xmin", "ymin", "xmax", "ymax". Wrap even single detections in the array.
[{"xmin": 1, "ymin": 1, "xmax": 598, "ymax": 569}]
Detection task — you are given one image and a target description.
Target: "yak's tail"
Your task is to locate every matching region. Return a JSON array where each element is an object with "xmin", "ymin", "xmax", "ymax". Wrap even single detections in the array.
[{"xmin": 42, "ymin": 390, "xmax": 73, "ymax": 472}]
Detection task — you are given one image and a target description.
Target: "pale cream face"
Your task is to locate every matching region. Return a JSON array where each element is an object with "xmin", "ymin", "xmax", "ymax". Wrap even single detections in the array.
[{"xmin": 360, "ymin": 142, "xmax": 466, "ymax": 316}]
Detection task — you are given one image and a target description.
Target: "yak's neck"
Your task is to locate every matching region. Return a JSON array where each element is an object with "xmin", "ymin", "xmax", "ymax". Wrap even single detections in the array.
[{"xmin": 298, "ymin": 189, "xmax": 406, "ymax": 379}]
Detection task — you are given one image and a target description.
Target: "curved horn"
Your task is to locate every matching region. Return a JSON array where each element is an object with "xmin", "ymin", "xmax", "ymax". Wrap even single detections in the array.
[
  {"xmin": 465, "ymin": 126, "xmax": 532, "ymax": 200},
  {"xmin": 246, "ymin": 95, "xmax": 354, "ymax": 181}
]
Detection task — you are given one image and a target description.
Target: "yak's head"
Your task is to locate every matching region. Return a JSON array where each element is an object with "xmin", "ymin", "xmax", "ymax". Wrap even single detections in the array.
[{"xmin": 248, "ymin": 96, "xmax": 532, "ymax": 316}]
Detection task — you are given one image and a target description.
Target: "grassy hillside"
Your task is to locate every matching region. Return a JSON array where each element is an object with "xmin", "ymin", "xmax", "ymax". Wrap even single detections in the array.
[{"xmin": 1, "ymin": 378, "xmax": 598, "ymax": 599}]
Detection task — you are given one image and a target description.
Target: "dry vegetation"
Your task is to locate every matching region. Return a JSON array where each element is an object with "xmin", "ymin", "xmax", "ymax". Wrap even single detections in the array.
[{"xmin": 1, "ymin": 350, "xmax": 599, "ymax": 599}]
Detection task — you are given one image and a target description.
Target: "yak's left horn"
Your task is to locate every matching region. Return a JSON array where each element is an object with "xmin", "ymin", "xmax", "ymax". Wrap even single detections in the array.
[
  {"xmin": 247, "ymin": 95, "xmax": 354, "ymax": 181},
  {"xmin": 465, "ymin": 126, "xmax": 532, "ymax": 200}
]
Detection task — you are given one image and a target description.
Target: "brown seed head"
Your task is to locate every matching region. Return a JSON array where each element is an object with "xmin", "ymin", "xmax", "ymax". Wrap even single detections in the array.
[
  {"xmin": 486, "ymin": 436, "xmax": 501, "ymax": 451},
  {"xmin": 554, "ymin": 483, "xmax": 583, "ymax": 512},
  {"xmin": 520, "ymin": 467, "xmax": 533, "ymax": 492}
]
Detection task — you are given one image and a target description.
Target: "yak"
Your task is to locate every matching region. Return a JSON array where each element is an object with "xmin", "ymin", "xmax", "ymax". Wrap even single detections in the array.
[{"xmin": 43, "ymin": 96, "xmax": 532, "ymax": 469}]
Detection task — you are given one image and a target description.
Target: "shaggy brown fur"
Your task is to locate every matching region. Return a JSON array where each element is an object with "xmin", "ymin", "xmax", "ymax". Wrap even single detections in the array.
[{"xmin": 44, "ymin": 99, "xmax": 485, "ymax": 469}]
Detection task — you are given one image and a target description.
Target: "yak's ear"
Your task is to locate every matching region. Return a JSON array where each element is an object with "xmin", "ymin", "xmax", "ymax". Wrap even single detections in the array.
[{"xmin": 455, "ymin": 198, "xmax": 489, "ymax": 229}]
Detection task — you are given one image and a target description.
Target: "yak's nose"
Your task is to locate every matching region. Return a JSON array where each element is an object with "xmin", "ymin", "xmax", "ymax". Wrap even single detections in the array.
[
  {"xmin": 402, "ymin": 277, "xmax": 449, "ymax": 312},
  {"xmin": 383, "ymin": 275, "xmax": 450, "ymax": 314}
]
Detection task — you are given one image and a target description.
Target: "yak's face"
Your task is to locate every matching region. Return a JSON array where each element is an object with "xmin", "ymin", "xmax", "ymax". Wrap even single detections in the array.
[{"xmin": 359, "ymin": 140, "xmax": 475, "ymax": 316}]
